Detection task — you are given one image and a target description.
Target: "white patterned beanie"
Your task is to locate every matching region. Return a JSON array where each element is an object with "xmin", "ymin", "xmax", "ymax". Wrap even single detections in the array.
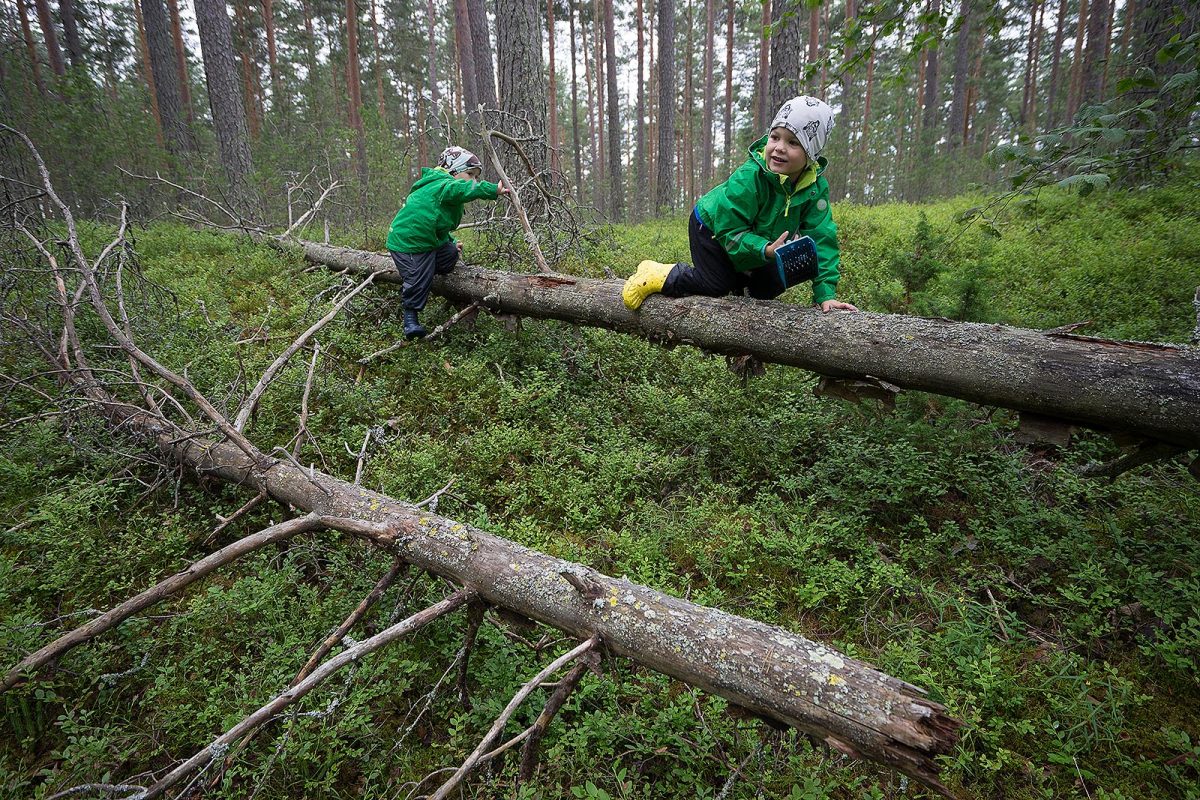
[
  {"xmin": 437, "ymin": 146, "xmax": 483, "ymax": 175},
  {"xmin": 769, "ymin": 96, "xmax": 835, "ymax": 162}
]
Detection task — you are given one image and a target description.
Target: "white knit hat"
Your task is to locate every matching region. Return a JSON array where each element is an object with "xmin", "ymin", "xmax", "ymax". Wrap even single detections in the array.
[
  {"xmin": 437, "ymin": 146, "xmax": 483, "ymax": 175},
  {"xmin": 769, "ymin": 96, "xmax": 836, "ymax": 161}
]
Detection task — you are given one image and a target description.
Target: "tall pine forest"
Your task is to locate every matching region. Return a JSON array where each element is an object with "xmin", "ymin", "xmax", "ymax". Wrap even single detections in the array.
[{"xmin": 1, "ymin": 0, "xmax": 1200, "ymax": 798}]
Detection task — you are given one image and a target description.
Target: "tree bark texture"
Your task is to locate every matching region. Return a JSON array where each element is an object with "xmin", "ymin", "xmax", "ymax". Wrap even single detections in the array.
[
  {"xmin": 32, "ymin": 0, "xmax": 64, "ymax": 76},
  {"xmin": 463, "ymin": 0, "xmax": 494, "ymax": 108},
  {"xmin": 17, "ymin": 0, "xmax": 47, "ymax": 97},
  {"xmin": 495, "ymin": 0, "xmax": 548, "ymax": 174},
  {"xmin": 1045, "ymin": 0, "xmax": 1067, "ymax": 127},
  {"xmin": 86, "ymin": 375, "xmax": 962, "ymax": 794},
  {"xmin": 946, "ymin": 0, "xmax": 972, "ymax": 150},
  {"xmin": 921, "ymin": 0, "xmax": 941, "ymax": 134},
  {"xmin": 139, "ymin": 0, "xmax": 195, "ymax": 154},
  {"xmin": 453, "ymin": 0, "xmax": 477, "ymax": 111},
  {"xmin": 1080, "ymin": 0, "xmax": 1109, "ymax": 106},
  {"xmin": 166, "ymin": 0, "xmax": 194, "ymax": 122},
  {"xmin": 194, "ymin": 0, "xmax": 254, "ymax": 208},
  {"xmin": 603, "ymin": 0, "xmax": 623, "ymax": 219},
  {"xmin": 767, "ymin": 0, "xmax": 801, "ymax": 112},
  {"xmin": 57, "ymin": 0, "xmax": 82, "ymax": 68},
  {"xmin": 655, "ymin": 0, "xmax": 675, "ymax": 211},
  {"xmin": 297, "ymin": 241, "xmax": 1200, "ymax": 450}
]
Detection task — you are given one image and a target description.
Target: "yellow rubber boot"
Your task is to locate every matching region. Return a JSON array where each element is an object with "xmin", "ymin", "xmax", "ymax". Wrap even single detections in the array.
[{"xmin": 622, "ymin": 260, "xmax": 674, "ymax": 310}]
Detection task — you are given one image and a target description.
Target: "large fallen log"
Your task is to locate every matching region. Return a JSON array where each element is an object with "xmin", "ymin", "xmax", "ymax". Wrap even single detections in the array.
[
  {"xmin": 296, "ymin": 240, "xmax": 1200, "ymax": 450},
  {"xmin": 112, "ymin": 407, "xmax": 959, "ymax": 793}
]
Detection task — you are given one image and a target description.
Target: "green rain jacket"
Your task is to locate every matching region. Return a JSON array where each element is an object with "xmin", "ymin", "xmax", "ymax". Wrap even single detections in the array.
[
  {"xmin": 695, "ymin": 134, "xmax": 841, "ymax": 304},
  {"xmin": 386, "ymin": 168, "xmax": 500, "ymax": 253}
]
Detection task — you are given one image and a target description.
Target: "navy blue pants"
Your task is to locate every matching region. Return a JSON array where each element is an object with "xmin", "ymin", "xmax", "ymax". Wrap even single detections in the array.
[
  {"xmin": 389, "ymin": 241, "xmax": 459, "ymax": 311},
  {"xmin": 661, "ymin": 210, "xmax": 785, "ymax": 300}
]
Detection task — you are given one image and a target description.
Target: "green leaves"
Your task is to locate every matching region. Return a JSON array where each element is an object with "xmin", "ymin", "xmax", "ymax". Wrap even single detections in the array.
[{"xmin": 1056, "ymin": 173, "xmax": 1111, "ymax": 196}]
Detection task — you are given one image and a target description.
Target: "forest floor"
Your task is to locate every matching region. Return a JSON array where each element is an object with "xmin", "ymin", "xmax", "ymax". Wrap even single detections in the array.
[{"xmin": 2, "ymin": 173, "xmax": 1199, "ymax": 799}]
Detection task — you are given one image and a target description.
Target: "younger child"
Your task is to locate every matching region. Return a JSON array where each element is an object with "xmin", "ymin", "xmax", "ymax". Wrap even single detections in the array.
[
  {"xmin": 623, "ymin": 96, "xmax": 858, "ymax": 314},
  {"xmin": 387, "ymin": 146, "xmax": 510, "ymax": 338}
]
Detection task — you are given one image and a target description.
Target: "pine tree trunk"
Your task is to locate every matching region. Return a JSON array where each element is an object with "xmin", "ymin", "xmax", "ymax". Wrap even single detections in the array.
[
  {"xmin": 548, "ymin": 0, "xmax": 558, "ymax": 173},
  {"xmin": 1045, "ymin": 0, "xmax": 1067, "ymax": 127},
  {"xmin": 723, "ymin": 0, "xmax": 733, "ymax": 168},
  {"xmin": 860, "ymin": 22, "xmax": 876, "ymax": 192},
  {"xmin": 32, "ymin": 0, "xmax": 64, "ymax": 76},
  {"xmin": 1067, "ymin": 0, "xmax": 1089, "ymax": 121},
  {"xmin": 1020, "ymin": 0, "xmax": 1040, "ymax": 129},
  {"xmin": 655, "ymin": 0, "xmax": 675, "ymax": 211},
  {"xmin": 426, "ymin": 0, "xmax": 439, "ymax": 106},
  {"xmin": 603, "ymin": 0, "xmax": 623, "ymax": 219},
  {"xmin": 466, "ymin": 0, "xmax": 495, "ymax": 106},
  {"xmin": 261, "ymin": 0, "xmax": 279, "ymax": 101},
  {"xmin": 139, "ymin": 0, "xmax": 195, "ymax": 154},
  {"xmin": 194, "ymin": 0, "xmax": 255, "ymax": 209},
  {"xmin": 17, "ymin": 0, "xmax": 48, "ymax": 97},
  {"xmin": 755, "ymin": 0, "xmax": 768, "ymax": 129},
  {"xmin": 369, "ymin": 0, "xmax": 387, "ymax": 124},
  {"xmin": 807, "ymin": 0, "xmax": 818, "ymax": 93},
  {"xmin": 346, "ymin": 0, "xmax": 368, "ymax": 191},
  {"xmin": 569, "ymin": 0, "xmax": 583, "ymax": 201},
  {"xmin": 683, "ymin": 0, "xmax": 693, "ymax": 201},
  {"xmin": 768, "ymin": 0, "xmax": 801, "ymax": 111},
  {"xmin": 165, "ymin": 0, "xmax": 193, "ymax": 123},
  {"xmin": 700, "ymin": 0, "xmax": 714, "ymax": 190},
  {"xmin": 921, "ymin": 0, "xmax": 941, "ymax": 133},
  {"xmin": 1028, "ymin": 0, "xmax": 1045, "ymax": 132},
  {"xmin": 57, "ymin": 0, "xmax": 83, "ymax": 68},
  {"xmin": 635, "ymin": 0, "xmax": 646, "ymax": 217},
  {"xmin": 301, "ymin": 0, "xmax": 318, "ymax": 81},
  {"xmin": 594, "ymin": 0, "xmax": 606, "ymax": 212},
  {"xmin": 495, "ymin": 0, "xmax": 548, "ymax": 175},
  {"xmin": 1080, "ymin": 0, "xmax": 1109, "ymax": 105},
  {"xmin": 133, "ymin": 0, "xmax": 166, "ymax": 147},
  {"xmin": 581, "ymin": 13, "xmax": 599, "ymax": 207},
  {"xmin": 453, "ymin": 0, "xmax": 477, "ymax": 111},
  {"xmin": 946, "ymin": 0, "xmax": 972, "ymax": 151},
  {"xmin": 1100, "ymin": 0, "xmax": 1115, "ymax": 94}
]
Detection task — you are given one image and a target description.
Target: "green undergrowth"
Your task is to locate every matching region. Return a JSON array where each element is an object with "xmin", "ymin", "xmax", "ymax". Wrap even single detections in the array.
[{"xmin": 2, "ymin": 176, "xmax": 1199, "ymax": 799}]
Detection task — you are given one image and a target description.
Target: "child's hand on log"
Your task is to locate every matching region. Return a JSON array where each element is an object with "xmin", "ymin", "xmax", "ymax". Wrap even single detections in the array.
[{"xmin": 819, "ymin": 299, "xmax": 859, "ymax": 313}]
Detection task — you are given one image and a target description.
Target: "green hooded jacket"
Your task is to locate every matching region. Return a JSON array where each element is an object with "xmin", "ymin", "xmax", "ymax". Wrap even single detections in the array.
[
  {"xmin": 695, "ymin": 134, "xmax": 841, "ymax": 304},
  {"xmin": 386, "ymin": 168, "xmax": 500, "ymax": 253}
]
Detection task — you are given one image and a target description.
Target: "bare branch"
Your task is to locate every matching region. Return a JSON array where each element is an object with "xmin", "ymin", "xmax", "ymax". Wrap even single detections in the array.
[
  {"xmin": 357, "ymin": 302, "xmax": 481, "ymax": 365},
  {"xmin": 233, "ymin": 270, "xmax": 383, "ymax": 433},
  {"xmin": 292, "ymin": 557, "xmax": 408, "ymax": 685},
  {"xmin": 136, "ymin": 589, "xmax": 474, "ymax": 800},
  {"xmin": 428, "ymin": 636, "xmax": 600, "ymax": 800},
  {"xmin": 480, "ymin": 129, "xmax": 551, "ymax": 273},
  {"xmin": 2, "ymin": 515, "xmax": 322, "ymax": 693},
  {"xmin": 517, "ymin": 655, "xmax": 593, "ymax": 781}
]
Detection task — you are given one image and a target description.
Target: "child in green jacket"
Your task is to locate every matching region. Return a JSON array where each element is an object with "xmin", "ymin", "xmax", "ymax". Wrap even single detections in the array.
[
  {"xmin": 623, "ymin": 96, "xmax": 858, "ymax": 314},
  {"xmin": 387, "ymin": 146, "xmax": 509, "ymax": 339}
]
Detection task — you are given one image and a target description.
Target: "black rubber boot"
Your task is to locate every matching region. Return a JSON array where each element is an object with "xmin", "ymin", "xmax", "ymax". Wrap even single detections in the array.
[{"xmin": 402, "ymin": 309, "xmax": 427, "ymax": 339}]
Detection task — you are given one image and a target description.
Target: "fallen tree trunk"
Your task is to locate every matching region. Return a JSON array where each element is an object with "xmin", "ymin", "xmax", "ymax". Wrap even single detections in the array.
[
  {"xmin": 86, "ymin": 401, "xmax": 960, "ymax": 793},
  {"xmin": 296, "ymin": 240, "xmax": 1200, "ymax": 450}
]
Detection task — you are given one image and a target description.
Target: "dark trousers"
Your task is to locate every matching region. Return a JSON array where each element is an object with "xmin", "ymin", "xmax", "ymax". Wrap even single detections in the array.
[
  {"xmin": 661, "ymin": 210, "xmax": 784, "ymax": 300},
  {"xmin": 389, "ymin": 241, "xmax": 459, "ymax": 311}
]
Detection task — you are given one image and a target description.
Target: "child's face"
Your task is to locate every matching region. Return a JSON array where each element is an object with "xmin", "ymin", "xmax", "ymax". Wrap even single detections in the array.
[
  {"xmin": 765, "ymin": 127, "xmax": 809, "ymax": 180},
  {"xmin": 453, "ymin": 168, "xmax": 482, "ymax": 181}
]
